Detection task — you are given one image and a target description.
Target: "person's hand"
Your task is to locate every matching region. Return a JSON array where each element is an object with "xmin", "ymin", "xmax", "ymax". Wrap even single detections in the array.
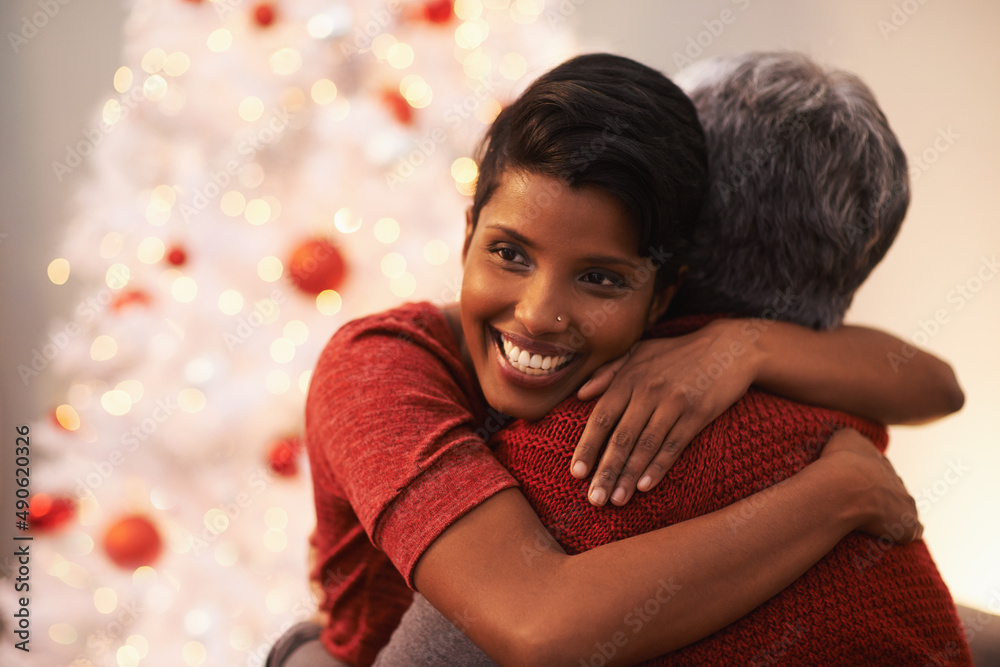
[
  {"xmin": 818, "ymin": 428, "xmax": 923, "ymax": 543},
  {"xmin": 571, "ymin": 319, "xmax": 760, "ymax": 507}
]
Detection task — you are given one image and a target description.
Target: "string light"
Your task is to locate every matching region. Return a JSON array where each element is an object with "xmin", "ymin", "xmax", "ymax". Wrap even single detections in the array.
[
  {"xmin": 113, "ymin": 66, "xmax": 133, "ymax": 92},
  {"xmin": 424, "ymin": 240, "xmax": 450, "ymax": 265},
  {"xmin": 141, "ymin": 48, "xmax": 167, "ymax": 74},
  {"xmin": 163, "ymin": 52, "xmax": 191, "ymax": 77},
  {"xmin": 390, "ymin": 273, "xmax": 417, "ymax": 298},
  {"xmin": 47, "ymin": 258, "xmax": 70, "ymax": 285},
  {"xmin": 311, "ymin": 79, "xmax": 337, "ymax": 105},
  {"xmin": 206, "ymin": 29, "xmax": 232, "ymax": 52},
  {"xmin": 334, "ymin": 207, "xmax": 362, "ymax": 233},
  {"xmin": 380, "ymin": 252, "xmax": 407, "ymax": 278},
  {"xmin": 315, "ymin": 290, "xmax": 342, "ymax": 315},
  {"xmin": 257, "ymin": 256, "xmax": 283, "ymax": 282},
  {"xmin": 54, "ymin": 404, "xmax": 81, "ymax": 430},
  {"xmin": 374, "ymin": 218, "xmax": 400, "ymax": 243}
]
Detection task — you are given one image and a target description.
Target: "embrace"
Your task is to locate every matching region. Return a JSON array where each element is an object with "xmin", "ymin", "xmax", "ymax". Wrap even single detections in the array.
[{"xmin": 269, "ymin": 51, "xmax": 971, "ymax": 666}]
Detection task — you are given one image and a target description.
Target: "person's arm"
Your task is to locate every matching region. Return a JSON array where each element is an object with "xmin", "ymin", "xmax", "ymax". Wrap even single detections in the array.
[
  {"xmin": 414, "ymin": 428, "xmax": 921, "ymax": 667},
  {"xmin": 749, "ymin": 320, "xmax": 964, "ymax": 424},
  {"xmin": 572, "ymin": 318, "xmax": 964, "ymax": 506}
]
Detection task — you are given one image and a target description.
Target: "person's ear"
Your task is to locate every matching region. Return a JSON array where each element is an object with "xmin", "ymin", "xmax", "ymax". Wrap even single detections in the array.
[
  {"xmin": 461, "ymin": 207, "xmax": 474, "ymax": 264},
  {"xmin": 646, "ymin": 265, "xmax": 688, "ymax": 327}
]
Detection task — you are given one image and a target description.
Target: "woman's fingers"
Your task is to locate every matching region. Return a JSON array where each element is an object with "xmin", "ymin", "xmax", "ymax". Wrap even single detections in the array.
[
  {"xmin": 635, "ymin": 415, "xmax": 704, "ymax": 493},
  {"xmin": 585, "ymin": 401, "xmax": 653, "ymax": 506},
  {"xmin": 571, "ymin": 386, "xmax": 632, "ymax": 481},
  {"xmin": 605, "ymin": 409, "xmax": 678, "ymax": 505}
]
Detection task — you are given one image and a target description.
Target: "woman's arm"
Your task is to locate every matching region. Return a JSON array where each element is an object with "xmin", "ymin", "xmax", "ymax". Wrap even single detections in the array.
[
  {"xmin": 748, "ymin": 320, "xmax": 964, "ymax": 424},
  {"xmin": 414, "ymin": 429, "xmax": 920, "ymax": 667},
  {"xmin": 573, "ymin": 318, "xmax": 964, "ymax": 506}
]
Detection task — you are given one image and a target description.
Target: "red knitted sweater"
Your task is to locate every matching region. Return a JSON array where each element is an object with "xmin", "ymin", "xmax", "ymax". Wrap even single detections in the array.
[{"xmin": 492, "ymin": 316, "xmax": 972, "ymax": 666}]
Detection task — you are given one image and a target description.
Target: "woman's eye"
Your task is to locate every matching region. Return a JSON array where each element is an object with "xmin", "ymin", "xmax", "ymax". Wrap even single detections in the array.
[
  {"xmin": 491, "ymin": 244, "xmax": 527, "ymax": 265},
  {"xmin": 582, "ymin": 271, "xmax": 626, "ymax": 289}
]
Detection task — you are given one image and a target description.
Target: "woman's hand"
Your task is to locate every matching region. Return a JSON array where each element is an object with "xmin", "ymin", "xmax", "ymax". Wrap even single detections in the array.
[
  {"xmin": 571, "ymin": 319, "xmax": 758, "ymax": 507},
  {"xmin": 818, "ymin": 428, "xmax": 923, "ymax": 542}
]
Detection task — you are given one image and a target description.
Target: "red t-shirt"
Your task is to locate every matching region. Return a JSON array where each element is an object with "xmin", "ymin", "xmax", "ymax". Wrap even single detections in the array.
[{"xmin": 305, "ymin": 302, "xmax": 518, "ymax": 666}]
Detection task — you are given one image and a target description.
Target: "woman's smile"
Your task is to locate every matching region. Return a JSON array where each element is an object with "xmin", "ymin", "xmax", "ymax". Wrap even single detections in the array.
[{"xmin": 490, "ymin": 326, "xmax": 582, "ymax": 386}]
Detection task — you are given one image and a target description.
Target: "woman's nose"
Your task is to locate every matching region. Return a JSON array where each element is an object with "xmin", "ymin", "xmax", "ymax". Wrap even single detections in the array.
[{"xmin": 514, "ymin": 275, "xmax": 569, "ymax": 336}]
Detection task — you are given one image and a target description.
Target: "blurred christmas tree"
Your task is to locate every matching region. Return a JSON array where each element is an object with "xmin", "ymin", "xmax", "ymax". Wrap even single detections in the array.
[{"xmin": 1, "ymin": 1, "xmax": 571, "ymax": 664}]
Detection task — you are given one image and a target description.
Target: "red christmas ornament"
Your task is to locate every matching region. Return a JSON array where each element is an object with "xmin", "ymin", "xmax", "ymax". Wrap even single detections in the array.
[
  {"xmin": 103, "ymin": 515, "xmax": 163, "ymax": 569},
  {"xmin": 112, "ymin": 289, "xmax": 151, "ymax": 312},
  {"xmin": 422, "ymin": 0, "xmax": 454, "ymax": 24},
  {"xmin": 28, "ymin": 494, "xmax": 76, "ymax": 532},
  {"xmin": 288, "ymin": 239, "xmax": 346, "ymax": 295},
  {"xmin": 252, "ymin": 2, "xmax": 277, "ymax": 27},
  {"xmin": 166, "ymin": 245, "xmax": 187, "ymax": 266},
  {"xmin": 267, "ymin": 437, "xmax": 301, "ymax": 477},
  {"xmin": 382, "ymin": 89, "xmax": 414, "ymax": 125}
]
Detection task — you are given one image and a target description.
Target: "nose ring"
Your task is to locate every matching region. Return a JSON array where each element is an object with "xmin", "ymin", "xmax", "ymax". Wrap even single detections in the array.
[{"xmin": 556, "ymin": 316, "xmax": 562, "ymax": 322}]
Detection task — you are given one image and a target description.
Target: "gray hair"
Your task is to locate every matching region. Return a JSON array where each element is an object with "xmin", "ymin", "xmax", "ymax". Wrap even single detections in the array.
[{"xmin": 668, "ymin": 51, "xmax": 909, "ymax": 329}]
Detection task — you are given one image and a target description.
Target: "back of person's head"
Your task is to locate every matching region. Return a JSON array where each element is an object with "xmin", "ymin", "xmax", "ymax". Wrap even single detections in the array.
[
  {"xmin": 472, "ymin": 53, "xmax": 707, "ymax": 289},
  {"xmin": 668, "ymin": 51, "xmax": 909, "ymax": 329}
]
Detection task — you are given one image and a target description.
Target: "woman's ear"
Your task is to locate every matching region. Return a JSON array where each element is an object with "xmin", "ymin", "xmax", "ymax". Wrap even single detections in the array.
[
  {"xmin": 461, "ymin": 207, "xmax": 474, "ymax": 264},
  {"xmin": 646, "ymin": 266, "xmax": 688, "ymax": 327}
]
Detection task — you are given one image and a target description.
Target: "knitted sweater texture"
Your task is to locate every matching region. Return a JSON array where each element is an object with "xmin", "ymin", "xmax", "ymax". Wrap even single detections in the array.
[{"xmin": 492, "ymin": 316, "xmax": 972, "ymax": 666}]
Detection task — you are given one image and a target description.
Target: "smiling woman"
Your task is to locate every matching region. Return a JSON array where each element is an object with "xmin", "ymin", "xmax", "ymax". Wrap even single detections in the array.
[
  {"xmin": 273, "ymin": 53, "xmax": 969, "ymax": 667},
  {"xmin": 454, "ymin": 171, "xmax": 673, "ymax": 421}
]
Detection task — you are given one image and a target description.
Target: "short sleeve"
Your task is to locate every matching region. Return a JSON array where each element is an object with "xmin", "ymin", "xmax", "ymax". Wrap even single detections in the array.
[{"xmin": 306, "ymin": 304, "xmax": 518, "ymax": 585}]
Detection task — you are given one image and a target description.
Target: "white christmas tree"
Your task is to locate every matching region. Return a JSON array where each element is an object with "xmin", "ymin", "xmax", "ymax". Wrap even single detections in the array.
[{"xmin": 2, "ymin": 1, "xmax": 572, "ymax": 664}]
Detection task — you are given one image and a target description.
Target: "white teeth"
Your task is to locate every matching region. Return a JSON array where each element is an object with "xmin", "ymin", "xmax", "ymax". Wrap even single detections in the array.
[{"xmin": 499, "ymin": 332, "xmax": 570, "ymax": 376}]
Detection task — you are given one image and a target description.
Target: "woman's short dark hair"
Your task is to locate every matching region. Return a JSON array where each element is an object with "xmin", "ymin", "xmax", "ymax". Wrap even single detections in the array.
[
  {"xmin": 471, "ymin": 53, "xmax": 708, "ymax": 288},
  {"xmin": 670, "ymin": 52, "xmax": 910, "ymax": 329}
]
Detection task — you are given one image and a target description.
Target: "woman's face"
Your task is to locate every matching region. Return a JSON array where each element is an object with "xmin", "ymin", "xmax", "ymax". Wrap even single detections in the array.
[{"xmin": 460, "ymin": 170, "xmax": 673, "ymax": 420}]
